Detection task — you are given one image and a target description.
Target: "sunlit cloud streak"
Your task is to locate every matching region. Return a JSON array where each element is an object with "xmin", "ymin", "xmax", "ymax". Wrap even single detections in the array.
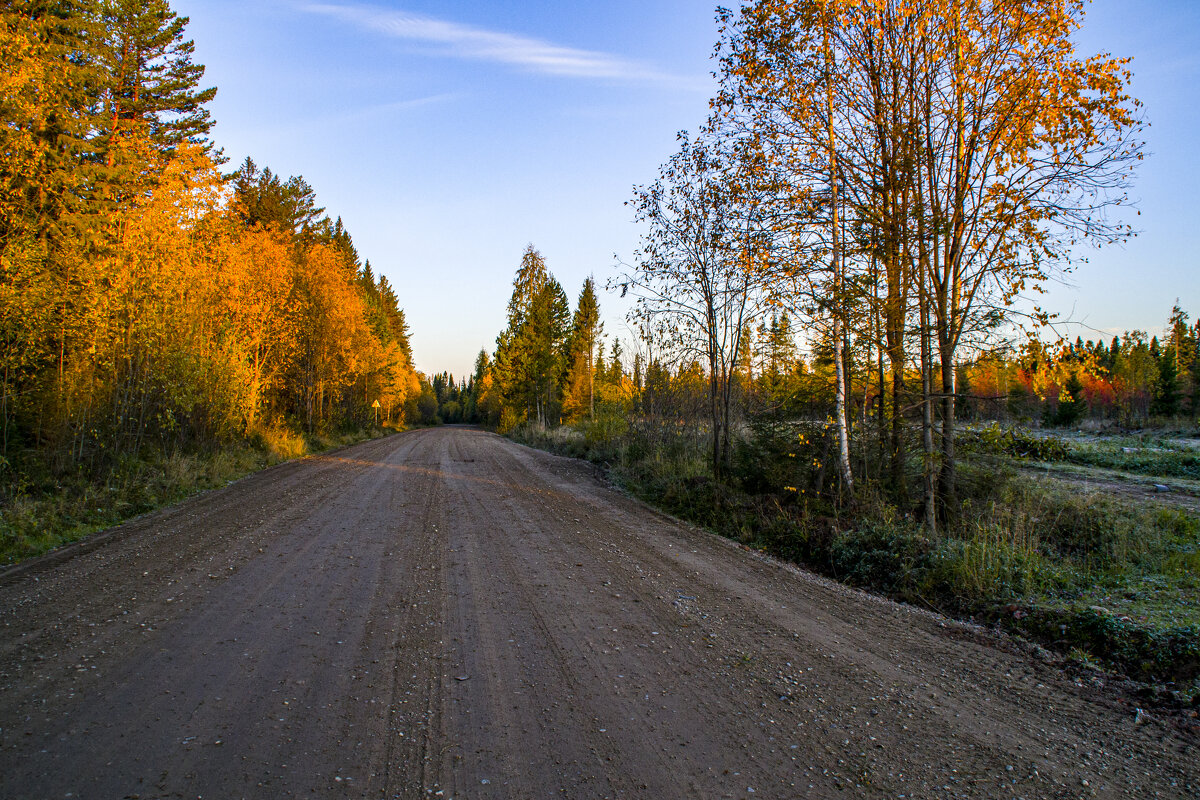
[
  {"xmin": 234, "ymin": 93, "xmax": 456, "ymax": 139},
  {"xmin": 300, "ymin": 2, "xmax": 704, "ymax": 88}
]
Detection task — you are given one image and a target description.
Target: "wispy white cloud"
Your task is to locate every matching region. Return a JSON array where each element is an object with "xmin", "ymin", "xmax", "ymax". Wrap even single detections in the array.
[
  {"xmin": 304, "ymin": 92, "xmax": 459, "ymax": 130},
  {"xmin": 363, "ymin": 93, "xmax": 459, "ymax": 115},
  {"xmin": 300, "ymin": 2, "xmax": 702, "ymax": 88},
  {"xmin": 242, "ymin": 92, "xmax": 457, "ymax": 139}
]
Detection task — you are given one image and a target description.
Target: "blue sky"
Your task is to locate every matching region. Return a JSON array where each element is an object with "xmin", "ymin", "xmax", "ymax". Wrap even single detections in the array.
[{"xmin": 176, "ymin": 0, "xmax": 1198, "ymax": 377}]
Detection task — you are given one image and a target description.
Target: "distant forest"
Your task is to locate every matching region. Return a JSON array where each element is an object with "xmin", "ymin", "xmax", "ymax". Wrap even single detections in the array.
[{"xmin": 441, "ymin": 245, "xmax": 1197, "ymax": 436}]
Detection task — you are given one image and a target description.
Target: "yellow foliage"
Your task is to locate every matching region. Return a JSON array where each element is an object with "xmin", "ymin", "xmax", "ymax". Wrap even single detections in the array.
[{"xmin": 250, "ymin": 424, "xmax": 308, "ymax": 461}]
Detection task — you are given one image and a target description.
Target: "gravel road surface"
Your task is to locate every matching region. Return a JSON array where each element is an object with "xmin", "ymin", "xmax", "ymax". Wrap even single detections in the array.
[{"xmin": 1, "ymin": 426, "xmax": 1196, "ymax": 798}]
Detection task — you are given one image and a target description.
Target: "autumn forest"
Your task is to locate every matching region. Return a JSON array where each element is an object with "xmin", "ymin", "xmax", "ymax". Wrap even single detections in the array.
[{"xmin": 2, "ymin": 2, "xmax": 419, "ymax": 483}]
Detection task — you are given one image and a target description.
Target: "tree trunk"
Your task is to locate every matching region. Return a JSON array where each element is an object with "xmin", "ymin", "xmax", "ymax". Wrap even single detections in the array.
[
  {"xmin": 823, "ymin": 16, "xmax": 854, "ymax": 499},
  {"xmin": 588, "ymin": 345, "xmax": 595, "ymax": 421},
  {"xmin": 833, "ymin": 318, "xmax": 854, "ymax": 497},
  {"xmin": 939, "ymin": 351, "xmax": 957, "ymax": 518},
  {"xmin": 920, "ymin": 298, "xmax": 937, "ymax": 536},
  {"xmin": 709, "ymin": 353, "xmax": 721, "ymax": 478}
]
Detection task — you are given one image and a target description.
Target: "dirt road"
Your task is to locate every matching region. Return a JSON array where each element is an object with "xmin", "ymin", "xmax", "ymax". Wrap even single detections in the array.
[{"xmin": 1, "ymin": 427, "xmax": 1195, "ymax": 799}]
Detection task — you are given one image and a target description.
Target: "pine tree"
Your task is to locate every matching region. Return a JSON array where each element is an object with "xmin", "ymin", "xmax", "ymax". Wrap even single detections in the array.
[
  {"xmin": 563, "ymin": 277, "xmax": 602, "ymax": 421},
  {"xmin": 228, "ymin": 157, "xmax": 325, "ymax": 234},
  {"xmin": 493, "ymin": 246, "xmax": 570, "ymax": 426},
  {"xmin": 94, "ymin": 0, "xmax": 216, "ymax": 166}
]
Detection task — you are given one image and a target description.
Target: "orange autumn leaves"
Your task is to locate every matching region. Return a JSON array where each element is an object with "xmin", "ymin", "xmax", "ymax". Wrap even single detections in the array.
[{"xmin": 5, "ymin": 144, "xmax": 417, "ymax": 465}]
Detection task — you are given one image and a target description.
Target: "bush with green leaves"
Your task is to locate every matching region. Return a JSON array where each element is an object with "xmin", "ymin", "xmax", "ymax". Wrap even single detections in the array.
[
  {"xmin": 831, "ymin": 518, "xmax": 933, "ymax": 595},
  {"xmin": 957, "ymin": 423, "xmax": 1068, "ymax": 461}
]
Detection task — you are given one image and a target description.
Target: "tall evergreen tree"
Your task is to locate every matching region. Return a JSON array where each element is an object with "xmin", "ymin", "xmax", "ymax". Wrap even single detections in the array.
[
  {"xmin": 94, "ymin": 0, "xmax": 216, "ymax": 165},
  {"xmin": 228, "ymin": 157, "xmax": 324, "ymax": 234},
  {"xmin": 493, "ymin": 246, "xmax": 571, "ymax": 426},
  {"xmin": 563, "ymin": 276, "xmax": 602, "ymax": 421},
  {"xmin": 1, "ymin": 1, "xmax": 102, "ymax": 244},
  {"xmin": 1, "ymin": 1, "xmax": 110, "ymax": 456},
  {"xmin": 1152, "ymin": 346, "xmax": 1180, "ymax": 418},
  {"xmin": 527, "ymin": 277, "xmax": 570, "ymax": 425}
]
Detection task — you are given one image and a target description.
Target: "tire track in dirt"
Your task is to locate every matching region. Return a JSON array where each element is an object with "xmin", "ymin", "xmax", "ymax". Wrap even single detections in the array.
[
  {"xmin": 436, "ymin": 437, "xmax": 658, "ymax": 797},
  {"xmin": 453, "ymin": 437, "xmax": 755, "ymax": 796}
]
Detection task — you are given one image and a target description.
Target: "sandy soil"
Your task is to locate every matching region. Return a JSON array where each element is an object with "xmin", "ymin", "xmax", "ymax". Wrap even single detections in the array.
[{"xmin": 0, "ymin": 426, "xmax": 1195, "ymax": 799}]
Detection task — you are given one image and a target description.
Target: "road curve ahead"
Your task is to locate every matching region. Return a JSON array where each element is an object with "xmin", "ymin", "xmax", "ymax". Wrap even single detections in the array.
[{"xmin": 0, "ymin": 427, "xmax": 1195, "ymax": 799}]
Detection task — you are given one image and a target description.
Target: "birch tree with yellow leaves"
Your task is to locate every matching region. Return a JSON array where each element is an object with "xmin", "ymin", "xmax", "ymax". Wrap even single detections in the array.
[{"xmin": 713, "ymin": 0, "xmax": 1142, "ymax": 515}]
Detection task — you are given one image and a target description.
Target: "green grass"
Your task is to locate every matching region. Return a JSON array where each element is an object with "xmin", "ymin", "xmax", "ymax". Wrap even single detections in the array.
[
  {"xmin": 1069, "ymin": 575, "xmax": 1200, "ymax": 631},
  {"xmin": 0, "ymin": 445, "xmax": 271, "ymax": 566},
  {"xmin": 1065, "ymin": 441, "xmax": 1200, "ymax": 480}
]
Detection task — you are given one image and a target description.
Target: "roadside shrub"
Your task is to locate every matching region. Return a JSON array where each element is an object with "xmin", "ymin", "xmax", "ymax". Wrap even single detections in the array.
[
  {"xmin": 497, "ymin": 407, "xmax": 522, "ymax": 435},
  {"xmin": 958, "ymin": 423, "xmax": 1068, "ymax": 461},
  {"xmin": 523, "ymin": 424, "xmax": 590, "ymax": 459},
  {"xmin": 586, "ymin": 409, "xmax": 629, "ymax": 445},
  {"xmin": 789, "ymin": 515, "xmax": 840, "ymax": 564},
  {"xmin": 831, "ymin": 517, "xmax": 933, "ymax": 595},
  {"xmin": 1014, "ymin": 607, "xmax": 1200, "ymax": 683},
  {"xmin": 249, "ymin": 424, "xmax": 307, "ymax": 460},
  {"xmin": 0, "ymin": 495, "xmax": 59, "ymax": 564},
  {"xmin": 658, "ymin": 474, "xmax": 724, "ymax": 526},
  {"xmin": 753, "ymin": 514, "xmax": 810, "ymax": 563},
  {"xmin": 732, "ymin": 418, "xmax": 820, "ymax": 495},
  {"xmin": 1039, "ymin": 495, "xmax": 1132, "ymax": 566},
  {"xmin": 925, "ymin": 525, "xmax": 1050, "ymax": 602},
  {"xmin": 955, "ymin": 460, "xmax": 1019, "ymax": 507},
  {"xmin": 623, "ymin": 429, "xmax": 649, "ymax": 464}
]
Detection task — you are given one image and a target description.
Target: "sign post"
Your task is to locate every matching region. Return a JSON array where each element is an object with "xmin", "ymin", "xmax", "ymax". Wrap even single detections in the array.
[{"xmin": 372, "ymin": 399, "xmax": 380, "ymax": 426}]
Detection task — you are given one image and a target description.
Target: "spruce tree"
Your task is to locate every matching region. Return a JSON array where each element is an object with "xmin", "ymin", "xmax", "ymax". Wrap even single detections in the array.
[
  {"xmin": 228, "ymin": 157, "xmax": 325, "ymax": 234},
  {"xmin": 1152, "ymin": 347, "xmax": 1180, "ymax": 418},
  {"xmin": 564, "ymin": 277, "xmax": 601, "ymax": 420},
  {"xmin": 1, "ymin": 1, "xmax": 103, "ymax": 244},
  {"xmin": 94, "ymin": 0, "xmax": 216, "ymax": 165},
  {"xmin": 495, "ymin": 245, "xmax": 549, "ymax": 424},
  {"xmin": 1055, "ymin": 372, "xmax": 1086, "ymax": 427}
]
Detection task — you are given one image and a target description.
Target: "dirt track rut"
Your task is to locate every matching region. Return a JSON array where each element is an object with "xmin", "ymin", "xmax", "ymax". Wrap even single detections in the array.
[{"xmin": 0, "ymin": 427, "xmax": 1196, "ymax": 798}]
